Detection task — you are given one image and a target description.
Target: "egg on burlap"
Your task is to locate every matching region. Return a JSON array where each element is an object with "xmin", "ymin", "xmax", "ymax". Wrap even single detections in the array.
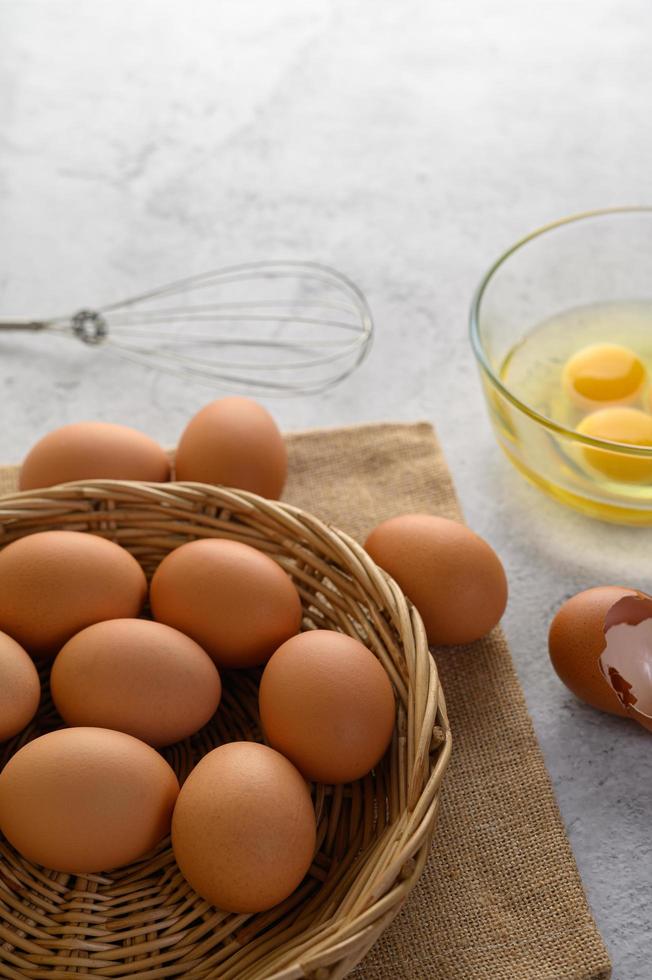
[
  {"xmin": 19, "ymin": 421, "xmax": 170, "ymax": 489},
  {"xmin": 0, "ymin": 727, "xmax": 179, "ymax": 873}
]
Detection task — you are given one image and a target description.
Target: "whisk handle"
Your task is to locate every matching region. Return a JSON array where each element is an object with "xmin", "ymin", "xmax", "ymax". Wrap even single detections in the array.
[{"xmin": 0, "ymin": 318, "xmax": 47, "ymax": 331}]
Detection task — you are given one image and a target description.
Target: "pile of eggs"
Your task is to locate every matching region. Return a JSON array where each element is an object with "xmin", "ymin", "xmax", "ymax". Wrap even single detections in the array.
[{"xmin": 0, "ymin": 396, "xmax": 509, "ymax": 914}]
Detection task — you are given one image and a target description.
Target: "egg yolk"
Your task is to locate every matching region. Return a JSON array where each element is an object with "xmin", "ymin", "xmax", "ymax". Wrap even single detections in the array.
[
  {"xmin": 563, "ymin": 343, "xmax": 646, "ymax": 406},
  {"xmin": 577, "ymin": 407, "xmax": 652, "ymax": 481}
]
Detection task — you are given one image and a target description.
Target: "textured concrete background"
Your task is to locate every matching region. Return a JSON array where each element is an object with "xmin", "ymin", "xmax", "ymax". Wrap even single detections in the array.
[{"xmin": 1, "ymin": 2, "xmax": 651, "ymax": 976}]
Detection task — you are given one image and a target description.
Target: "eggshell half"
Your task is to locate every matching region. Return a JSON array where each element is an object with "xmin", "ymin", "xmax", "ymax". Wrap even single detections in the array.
[
  {"xmin": 171, "ymin": 742, "xmax": 315, "ymax": 912},
  {"xmin": 0, "ymin": 631, "xmax": 40, "ymax": 742},
  {"xmin": 174, "ymin": 397, "xmax": 287, "ymax": 499},
  {"xmin": 150, "ymin": 538, "xmax": 302, "ymax": 668},
  {"xmin": 259, "ymin": 630, "xmax": 395, "ymax": 783},
  {"xmin": 0, "ymin": 727, "xmax": 179, "ymax": 872},
  {"xmin": 51, "ymin": 619, "xmax": 222, "ymax": 747},
  {"xmin": 0, "ymin": 531, "xmax": 147, "ymax": 658},
  {"xmin": 19, "ymin": 422, "xmax": 170, "ymax": 490},
  {"xmin": 548, "ymin": 585, "xmax": 635, "ymax": 716}
]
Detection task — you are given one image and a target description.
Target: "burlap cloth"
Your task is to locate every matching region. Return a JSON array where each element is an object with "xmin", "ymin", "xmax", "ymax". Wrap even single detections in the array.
[{"xmin": 0, "ymin": 422, "xmax": 611, "ymax": 980}]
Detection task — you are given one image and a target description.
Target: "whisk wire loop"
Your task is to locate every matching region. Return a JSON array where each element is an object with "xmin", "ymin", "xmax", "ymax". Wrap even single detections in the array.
[{"xmin": 1, "ymin": 261, "xmax": 373, "ymax": 396}]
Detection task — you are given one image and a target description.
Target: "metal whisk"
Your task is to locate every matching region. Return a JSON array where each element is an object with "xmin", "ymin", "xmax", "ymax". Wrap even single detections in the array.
[{"xmin": 0, "ymin": 261, "xmax": 374, "ymax": 396}]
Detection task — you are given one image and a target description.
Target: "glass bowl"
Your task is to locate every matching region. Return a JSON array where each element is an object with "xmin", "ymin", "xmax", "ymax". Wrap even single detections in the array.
[{"xmin": 470, "ymin": 207, "xmax": 652, "ymax": 525}]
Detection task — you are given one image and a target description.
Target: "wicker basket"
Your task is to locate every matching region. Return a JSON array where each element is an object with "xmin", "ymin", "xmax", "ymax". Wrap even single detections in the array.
[{"xmin": 0, "ymin": 480, "xmax": 451, "ymax": 980}]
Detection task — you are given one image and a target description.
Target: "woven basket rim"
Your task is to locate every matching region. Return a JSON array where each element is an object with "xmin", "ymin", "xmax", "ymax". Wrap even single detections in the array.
[{"xmin": 0, "ymin": 479, "xmax": 452, "ymax": 980}]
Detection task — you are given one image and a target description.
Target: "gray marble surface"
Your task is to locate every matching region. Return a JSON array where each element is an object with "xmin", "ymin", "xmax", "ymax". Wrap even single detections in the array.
[{"xmin": 1, "ymin": 2, "xmax": 651, "ymax": 977}]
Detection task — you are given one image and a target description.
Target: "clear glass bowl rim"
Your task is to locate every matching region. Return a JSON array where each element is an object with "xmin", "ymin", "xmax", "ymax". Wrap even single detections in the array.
[{"xmin": 469, "ymin": 205, "xmax": 652, "ymax": 457}]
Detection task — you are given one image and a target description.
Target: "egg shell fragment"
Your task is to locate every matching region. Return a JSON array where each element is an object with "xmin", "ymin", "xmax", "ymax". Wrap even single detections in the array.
[
  {"xmin": 0, "ymin": 727, "xmax": 179, "ymax": 873},
  {"xmin": 174, "ymin": 397, "xmax": 287, "ymax": 499},
  {"xmin": 171, "ymin": 741, "xmax": 316, "ymax": 913},
  {"xmin": 19, "ymin": 421, "xmax": 170, "ymax": 490},
  {"xmin": 51, "ymin": 619, "xmax": 222, "ymax": 747},
  {"xmin": 0, "ymin": 531, "xmax": 147, "ymax": 658}
]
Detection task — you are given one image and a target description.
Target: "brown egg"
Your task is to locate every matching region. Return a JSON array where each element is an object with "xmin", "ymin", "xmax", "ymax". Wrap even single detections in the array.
[
  {"xmin": 0, "ymin": 727, "xmax": 179, "ymax": 872},
  {"xmin": 51, "ymin": 620, "xmax": 222, "ymax": 747},
  {"xmin": 171, "ymin": 742, "xmax": 315, "ymax": 913},
  {"xmin": 0, "ymin": 631, "xmax": 40, "ymax": 742},
  {"xmin": 174, "ymin": 397, "xmax": 287, "ymax": 499},
  {"xmin": 0, "ymin": 531, "xmax": 147, "ymax": 658},
  {"xmin": 19, "ymin": 421, "xmax": 170, "ymax": 490},
  {"xmin": 259, "ymin": 630, "xmax": 395, "ymax": 783},
  {"xmin": 150, "ymin": 539, "xmax": 302, "ymax": 668},
  {"xmin": 364, "ymin": 514, "xmax": 508, "ymax": 646},
  {"xmin": 548, "ymin": 585, "xmax": 636, "ymax": 716}
]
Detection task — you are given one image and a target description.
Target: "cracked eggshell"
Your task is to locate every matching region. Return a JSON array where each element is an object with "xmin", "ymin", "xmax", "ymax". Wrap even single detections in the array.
[
  {"xmin": 19, "ymin": 422, "xmax": 170, "ymax": 490},
  {"xmin": 599, "ymin": 592, "xmax": 652, "ymax": 733},
  {"xmin": 548, "ymin": 586, "xmax": 636, "ymax": 716}
]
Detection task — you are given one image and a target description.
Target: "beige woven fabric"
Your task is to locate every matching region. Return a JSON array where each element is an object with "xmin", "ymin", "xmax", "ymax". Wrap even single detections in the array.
[{"xmin": 0, "ymin": 422, "xmax": 611, "ymax": 980}]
